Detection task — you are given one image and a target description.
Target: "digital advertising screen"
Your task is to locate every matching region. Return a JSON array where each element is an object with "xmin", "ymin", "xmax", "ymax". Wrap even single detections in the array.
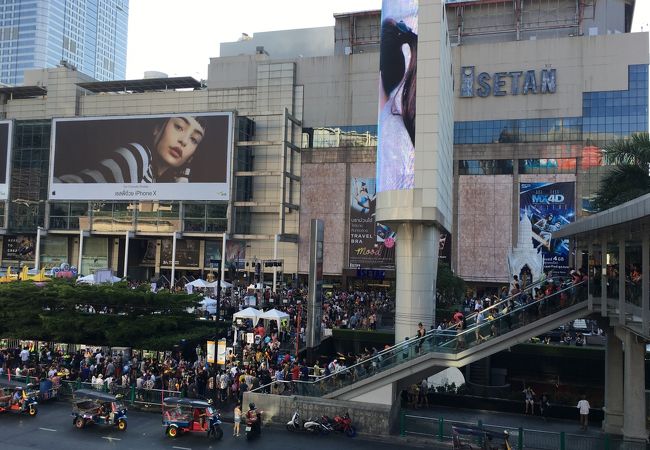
[
  {"xmin": 349, "ymin": 177, "xmax": 396, "ymax": 269},
  {"xmin": 0, "ymin": 121, "xmax": 12, "ymax": 200},
  {"xmin": 376, "ymin": 0, "xmax": 418, "ymax": 192},
  {"xmin": 49, "ymin": 112, "xmax": 232, "ymax": 201},
  {"xmin": 520, "ymin": 182, "xmax": 575, "ymax": 274}
]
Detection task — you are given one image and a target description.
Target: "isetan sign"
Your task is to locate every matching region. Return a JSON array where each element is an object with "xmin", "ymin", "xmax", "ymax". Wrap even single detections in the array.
[{"xmin": 460, "ymin": 66, "xmax": 556, "ymax": 98}]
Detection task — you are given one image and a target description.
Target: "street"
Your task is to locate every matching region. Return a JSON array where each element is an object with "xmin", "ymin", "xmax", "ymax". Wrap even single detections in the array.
[{"xmin": 0, "ymin": 400, "xmax": 403, "ymax": 450}]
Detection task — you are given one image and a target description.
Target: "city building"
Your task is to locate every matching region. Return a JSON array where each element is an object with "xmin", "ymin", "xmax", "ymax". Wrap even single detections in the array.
[
  {"xmin": 0, "ymin": 0, "xmax": 644, "ymax": 295},
  {"xmin": 0, "ymin": 0, "xmax": 128, "ymax": 85}
]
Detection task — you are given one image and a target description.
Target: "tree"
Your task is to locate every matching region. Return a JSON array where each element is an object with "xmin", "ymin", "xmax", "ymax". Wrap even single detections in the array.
[
  {"xmin": 0, "ymin": 279, "xmax": 229, "ymax": 350},
  {"xmin": 593, "ymin": 132, "xmax": 650, "ymax": 212},
  {"xmin": 436, "ymin": 263, "xmax": 466, "ymax": 306}
]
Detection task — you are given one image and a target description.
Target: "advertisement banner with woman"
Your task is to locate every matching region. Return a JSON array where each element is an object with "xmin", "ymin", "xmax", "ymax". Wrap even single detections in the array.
[
  {"xmin": 349, "ymin": 177, "xmax": 395, "ymax": 269},
  {"xmin": 49, "ymin": 112, "xmax": 232, "ymax": 200},
  {"xmin": 519, "ymin": 182, "xmax": 575, "ymax": 274},
  {"xmin": 376, "ymin": 0, "xmax": 418, "ymax": 192}
]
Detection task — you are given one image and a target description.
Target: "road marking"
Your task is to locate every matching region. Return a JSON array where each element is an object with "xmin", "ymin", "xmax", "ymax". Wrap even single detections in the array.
[
  {"xmin": 39, "ymin": 427, "xmax": 57, "ymax": 432},
  {"xmin": 101, "ymin": 436, "xmax": 122, "ymax": 442},
  {"xmin": 172, "ymin": 447, "xmax": 192, "ymax": 450}
]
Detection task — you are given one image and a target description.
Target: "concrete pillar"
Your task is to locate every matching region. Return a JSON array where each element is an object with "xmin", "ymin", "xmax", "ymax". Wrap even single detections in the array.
[
  {"xmin": 642, "ymin": 234, "xmax": 649, "ymax": 336},
  {"xmin": 602, "ymin": 331, "xmax": 623, "ymax": 434},
  {"xmin": 618, "ymin": 238, "xmax": 625, "ymax": 324},
  {"xmin": 601, "ymin": 240, "xmax": 607, "ymax": 316},
  {"xmin": 394, "ymin": 222, "xmax": 439, "ymax": 342},
  {"xmin": 617, "ymin": 327, "xmax": 648, "ymax": 442}
]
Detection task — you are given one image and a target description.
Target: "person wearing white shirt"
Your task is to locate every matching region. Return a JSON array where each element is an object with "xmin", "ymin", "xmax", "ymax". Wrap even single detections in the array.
[{"xmin": 577, "ymin": 394, "xmax": 590, "ymax": 430}]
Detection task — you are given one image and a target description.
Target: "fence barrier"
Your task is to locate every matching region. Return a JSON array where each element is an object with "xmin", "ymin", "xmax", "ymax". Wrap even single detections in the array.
[{"xmin": 400, "ymin": 411, "xmax": 649, "ymax": 450}]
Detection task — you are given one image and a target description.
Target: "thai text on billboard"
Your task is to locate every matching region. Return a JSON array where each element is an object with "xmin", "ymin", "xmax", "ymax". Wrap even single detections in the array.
[
  {"xmin": 349, "ymin": 177, "xmax": 396, "ymax": 269},
  {"xmin": 519, "ymin": 182, "xmax": 575, "ymax": 274},
  {"xmin": 49, "ymin": 112, "xmax": 232, "ymax": 201},
  {"xmin": 377, "ymin": 0, "xmax": 418, "ymax": 192}
]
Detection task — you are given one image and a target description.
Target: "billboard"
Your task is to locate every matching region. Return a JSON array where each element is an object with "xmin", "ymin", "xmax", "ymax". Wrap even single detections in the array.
[
  {"xmin": 2, "ymin": 235, "xmax": 35, "ymax": 261},
  {"xmin": 0, "ymin": 121, "xmax": 12, "ymax": 200},
  {"xmin": 49, "ymin": 112, "xmax": 232, "ymax": 201},
  {"xmin": 349, "ymin": 177, "xmax": 396, "ymax": 269},
  {"xmin": 520, "ymin": 182, "xmax": 575, "ymax": 274},
  {"xmin": 161, "ymin": 239, "xmax": 200, "ymax": 268},
  {"xmin": 377, "ymin": 0, "xmax": 418, "ymax": 192}
]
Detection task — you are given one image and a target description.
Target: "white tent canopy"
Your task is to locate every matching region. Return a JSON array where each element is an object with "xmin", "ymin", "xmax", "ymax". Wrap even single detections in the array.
[
  {"xmin": 199, "ymin": 297, "xmax": 217, "ymax": 314},
  {"xmin": 232, "ymin": 307, "xmax": 261, "ymax": 324},
  {"xmin": 259, "ymin": 308, "xmax": 289, "ymax": 330},
  {"xmin": 205, "ymin": 280, "xmax": 233, "ymax": 289},
  {"xmin": 77, "ymin": 274, "xmax": 121, "ymax": 285},
  {"xmin": 259, "ymin": 308, "xmax": 289, "ymax": 321},
  {"xmin": 185, "ymin": 279, "xmax": 208, "ymax": 288}
]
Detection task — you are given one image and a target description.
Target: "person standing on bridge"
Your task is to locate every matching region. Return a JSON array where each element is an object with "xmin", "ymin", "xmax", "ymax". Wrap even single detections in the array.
[{"xmin": 577, "ymin": 394, "xmax": 590, "ymax": 430}]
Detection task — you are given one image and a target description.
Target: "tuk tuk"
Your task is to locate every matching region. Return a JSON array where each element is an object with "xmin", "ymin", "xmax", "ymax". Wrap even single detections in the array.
[
  {"xmin": 452, "ymin": 424, "xmax": 512, "ymax": 450},
  {"xmin": 162, "ymin": 397, "xmax": 223, "ymax": 440},
  {"xmin": 0, "ymin": 386, "xmax": 38, "ymax": 416},
  {"xmin": 71, "ymin": 389, "xmax": 127, "ymax": 431}
]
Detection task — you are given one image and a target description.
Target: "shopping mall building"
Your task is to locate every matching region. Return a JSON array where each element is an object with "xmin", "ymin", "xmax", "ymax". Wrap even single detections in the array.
[{"xmin": 0, "ymin": 0, "xmax": 645, "ymax": 290}]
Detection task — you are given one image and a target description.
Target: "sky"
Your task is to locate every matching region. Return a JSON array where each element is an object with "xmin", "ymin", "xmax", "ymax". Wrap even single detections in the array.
[{"xmin": 126, "ymin": 0, "xmax": 649, "ymax": 81}]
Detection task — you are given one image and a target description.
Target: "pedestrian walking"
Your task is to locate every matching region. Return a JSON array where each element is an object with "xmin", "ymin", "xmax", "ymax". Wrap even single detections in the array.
[
  {"xmin": 233, "ymin": 403, "xmax": 242, "ymax": 436},
  {"xmin": 577, "ymin": 394, "xmax": 590, "ymax": 430}
]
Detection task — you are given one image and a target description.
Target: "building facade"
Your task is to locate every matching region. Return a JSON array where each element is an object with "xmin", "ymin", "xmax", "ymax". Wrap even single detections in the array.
[
  {"xmin": 0, "ymin": 0, "xmax": 128, "ymax": 86},
  {"xmin": 0, "ymin": 0, "xmax": 645, "ymax": 293}
]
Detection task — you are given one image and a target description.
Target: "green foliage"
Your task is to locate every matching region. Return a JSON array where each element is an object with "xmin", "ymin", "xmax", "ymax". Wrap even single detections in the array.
[
  {"xmin": 593, "ymin": 132, "xmax": 650, "ymax": 211},
  {"xmin": 0, "ymin": 279, "xmax": 229, "ymax": 349},
  {"xmin": 437, "ymin": 263, "xmax": 466, "ymax": 305}
]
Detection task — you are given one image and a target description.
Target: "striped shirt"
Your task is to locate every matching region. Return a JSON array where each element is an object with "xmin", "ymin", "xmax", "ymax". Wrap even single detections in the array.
[{"xmin": 54, "ymin": 143, "xmax": 154, "ymax": 183}]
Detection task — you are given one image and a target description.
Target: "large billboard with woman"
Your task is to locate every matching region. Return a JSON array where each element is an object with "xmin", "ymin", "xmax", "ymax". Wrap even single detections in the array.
[
  {"xmin": 376, "ymin": 0, "xmax": 418, "ymax": 192},
  {"xmin": 49, "ymin": 112, "xmax": 232, "ymax": 200}
]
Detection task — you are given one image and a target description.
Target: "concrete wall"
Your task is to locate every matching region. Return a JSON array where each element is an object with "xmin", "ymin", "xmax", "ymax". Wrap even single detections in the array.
[
  {"xmin": 244, "ymin": 391, "xmax": 395, "ymax": 437},
  {"xmin": 452, "ymin": 32, "xmax": 649, "ymax": 122},
  {"xmin": 220, "ymin": 27, "xmax": 334, "ymax": 60}
]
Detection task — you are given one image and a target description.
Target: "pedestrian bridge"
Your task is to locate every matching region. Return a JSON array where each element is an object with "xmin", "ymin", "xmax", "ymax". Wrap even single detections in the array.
[{"xmin": 254, "ymin": 279, "xmax": 599, "ymax": 404}]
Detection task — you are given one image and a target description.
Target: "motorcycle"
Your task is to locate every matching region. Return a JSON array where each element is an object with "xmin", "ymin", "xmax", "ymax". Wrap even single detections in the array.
[
  {"xmin": 321, "ymin": 412, "xmax": 356, "ymax": 437},
  {"xmin": 245, "ymin": 407, "xmax": 263, "ymax": 440},
  {"xmin": 287, "ymin": 410, "xmax": 330, "ymax": 434}
]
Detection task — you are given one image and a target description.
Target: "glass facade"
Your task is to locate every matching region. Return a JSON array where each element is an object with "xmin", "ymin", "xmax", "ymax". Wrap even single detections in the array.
[
  {"xmin": 454, "ymin": 65, "xmax": 648, "ymax": 145},
  {"xmin": 0, "ymin": 0, "xmax": 128, "ymax": 85}
]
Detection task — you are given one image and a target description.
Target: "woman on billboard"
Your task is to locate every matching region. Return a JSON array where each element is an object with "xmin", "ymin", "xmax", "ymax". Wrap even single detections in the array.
[
  {"xmin": 377, "ymin": 9, "xmax": 418, "ymax": 192},
  {"xmin": 54, "ymin": 115, "xmax": 207, "ymax": 184}
]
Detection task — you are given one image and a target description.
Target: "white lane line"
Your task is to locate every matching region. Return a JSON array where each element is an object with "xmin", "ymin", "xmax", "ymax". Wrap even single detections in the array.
[
  {"xmin": 101, "ymin": 436, "xmax": 122, "ymax": 442},
  {"xmin": 39, "ymin": 427, "xmax": 57, "ymax": 432},
  {"xmin": 172, "ymin": 446, "xmax": 192, "ymax": 450}
]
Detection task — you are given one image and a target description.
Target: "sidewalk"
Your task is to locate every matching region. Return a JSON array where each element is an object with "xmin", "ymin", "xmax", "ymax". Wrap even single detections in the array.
[{"xmin": 404, "ymin": 404, "xmax": 603, "ymax": 436}]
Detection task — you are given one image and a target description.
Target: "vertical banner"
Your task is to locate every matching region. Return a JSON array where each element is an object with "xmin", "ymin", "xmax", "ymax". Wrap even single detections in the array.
[
  {"xmin": 217, "ymin": 338, "xmax": 226, "ymax": 366},
  {"xmin": 206, "ymin": 340, "xmax": 216, "ymax": 364},
  {"xmin": 349, "ymin": 177, "xmax": 396, "ymax": 269},
  {"xmin": 377, "ymin": 0, "xmax": 418, "ymax": 192},
  {"xmin": 307, "ymin": 219, "xmax": 324, "ymax": 348},
  {"xmin": 519, "ymin": 182, "xmax": 575, "ymax": 275}
]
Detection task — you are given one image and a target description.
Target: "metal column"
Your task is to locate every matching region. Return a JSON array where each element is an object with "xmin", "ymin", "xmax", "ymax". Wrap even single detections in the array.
[
  {"xmin": 78, "ymin": 230, "xmax": 85, "ymax": 275},
  {"xmin": 123, "ymin": 231, "xmax": 132, "ymax": 279},
  {"xmin": 272, "ymin": 234, "xmax": 279, "ymax": 293},
  {"xmin": 34, "ymin": 227, "xmax": 44, "ymax": 271},
  {"xmin": 170, "ymin": 232, "xmax": 178, "ymax": 289}
]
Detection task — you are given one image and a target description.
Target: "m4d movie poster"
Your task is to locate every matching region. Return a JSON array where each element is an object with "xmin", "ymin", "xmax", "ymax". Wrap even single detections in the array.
[{"xmin": 520, "ymin": 182, "xmax": 575, "ymax": 274}]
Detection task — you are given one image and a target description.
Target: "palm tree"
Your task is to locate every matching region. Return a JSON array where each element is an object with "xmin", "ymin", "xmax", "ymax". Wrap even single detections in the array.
[{"xmin": 592, "ymin": 132, "xmax": 650, "ymax": 212}]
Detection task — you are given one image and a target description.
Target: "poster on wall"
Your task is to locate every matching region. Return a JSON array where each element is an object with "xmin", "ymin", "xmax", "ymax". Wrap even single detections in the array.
[
  {"xmin": 49, "ymin": 112, "xmax": 232, "ymax": 201},
  {"xmin": 81, "ymin": 237, "xmax": 109, "ymax": 274},
  {"xmin": 519, "ymin": 182, "xmax": 575, "ymax": 274},
  {"xmin": 3, "ymin": 235, "xmax": 35, "ymax": 261},
  {"xmin": 349, "ymin": 177, "xmax": 396, "ymax": 269},
  {"xmin": 161, "ymin": 239, "xmax": 200, "ymax": 267},
  {"xmin": 376, "ymin": 0, "xmax": 418, "ymax": 192},
  {"xmin": 204, "ymin": 240, "xmax": 222, "ymax": 268},
  {"xmin": 438, "ymin": 230, "xmax": 452, "ymax": 264},
  {"xmin": 225, "ymin": 240, "xmax": 246, "ymax": 271}
]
